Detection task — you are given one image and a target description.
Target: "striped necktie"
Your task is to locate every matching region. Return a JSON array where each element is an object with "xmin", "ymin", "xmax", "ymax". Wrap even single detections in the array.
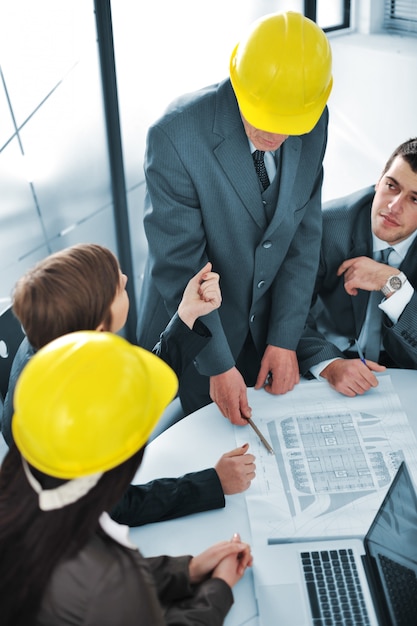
[{"xmin": 365, "ymin": 247, "xmax": 393, "ymax": 361}]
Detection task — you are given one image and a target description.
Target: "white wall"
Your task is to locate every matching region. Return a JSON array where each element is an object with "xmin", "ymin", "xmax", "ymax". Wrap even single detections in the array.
[{"xmin": 322, "ymin": 32, "xmax": 417, "ymax": 202}]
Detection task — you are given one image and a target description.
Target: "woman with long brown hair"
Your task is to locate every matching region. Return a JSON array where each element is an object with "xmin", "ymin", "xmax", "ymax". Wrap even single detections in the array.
[{"xmin": 0, "ymin": 331, "xmax": 252, "ymax": 625}]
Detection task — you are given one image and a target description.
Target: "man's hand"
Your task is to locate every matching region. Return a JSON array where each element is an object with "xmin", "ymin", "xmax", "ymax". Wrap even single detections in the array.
[
  {"xmin": 321, "ymin": 358, "xmax": 386, "ymax": 396},
  {"xmin": 215, "ymin": 444, "xmax": 256, "ymax": 494},
  {"xmin": 337, "ymin": 256, "xmax": 399, "ymax": 296},
  {"xmin": 210, "ymin": 367, "xmax": 251, "ymax": 425},
  {"xmin": 255, "ymin": 345, "xmax": 300, "ymax": 395}
]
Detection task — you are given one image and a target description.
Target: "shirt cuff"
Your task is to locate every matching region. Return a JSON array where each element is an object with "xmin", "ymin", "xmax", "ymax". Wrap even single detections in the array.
[
  {"xmin": 309, "ymin": 358, "xmax": 343, "ymax": 380},
  {"xmin": 379, "ymin": 280, "xmax": 413, "ymax": 324}
]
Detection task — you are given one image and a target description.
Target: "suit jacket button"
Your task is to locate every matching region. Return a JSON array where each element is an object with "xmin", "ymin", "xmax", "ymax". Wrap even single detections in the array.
[
  {"xmin": 257, "ymin": 280, "xmax": 265, "ymax": 288},
  {"xmin": 250, "ymin": 315, "xmax": 256, "ymax": 323},
  {"xmin": 263, "ymin": 240, "xmax": 272, "ymax": 248}
]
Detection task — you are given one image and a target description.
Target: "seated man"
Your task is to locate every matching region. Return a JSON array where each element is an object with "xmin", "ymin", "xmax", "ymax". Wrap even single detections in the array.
[
  {"xmin": 297, "ymin": 137, "xmax": 417, "ymax": 396},
  {"xmin": 1, "ymin": 243, "xmax": 256, "ymax": 525}
]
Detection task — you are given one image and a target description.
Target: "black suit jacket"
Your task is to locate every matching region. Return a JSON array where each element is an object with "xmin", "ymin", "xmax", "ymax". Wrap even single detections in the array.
[{"xmin": 297, "ymin": 186, "xmax": 417, "ymax": 374}]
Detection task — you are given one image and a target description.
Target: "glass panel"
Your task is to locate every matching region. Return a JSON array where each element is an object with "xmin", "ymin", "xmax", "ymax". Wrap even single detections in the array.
[
  {"xmin": 0, "ymin": 139, "xmax": 45, "ymax": 269},
  {"xmin": 317, "ymin": 0, "xmax": 345, "ymax": 29},
  {"xmin": 0, "ymin": 0, "xmax": 114, "ymax": 303}
]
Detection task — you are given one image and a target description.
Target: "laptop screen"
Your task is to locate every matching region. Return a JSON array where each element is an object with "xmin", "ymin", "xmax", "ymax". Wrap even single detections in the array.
[{"xmin": 365, "ymin": 462, "xmax": 417, "ymax": 626}]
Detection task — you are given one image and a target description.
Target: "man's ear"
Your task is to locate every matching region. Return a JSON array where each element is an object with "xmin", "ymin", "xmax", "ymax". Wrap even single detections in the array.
[{"xmin": 95, "ymin": 322, "xmax": 105, "ymax": 332}]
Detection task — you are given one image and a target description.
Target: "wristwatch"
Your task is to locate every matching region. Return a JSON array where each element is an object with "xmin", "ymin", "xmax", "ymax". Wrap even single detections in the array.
[{"xmin": 381, "ymin": 272, "xmax": 407, "ymax": 297}]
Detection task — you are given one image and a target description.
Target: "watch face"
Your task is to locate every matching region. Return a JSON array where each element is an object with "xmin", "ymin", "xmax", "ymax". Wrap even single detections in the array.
[{"xmin": 389, "ymin": 276, "xmax": 402, "ymax": 290}]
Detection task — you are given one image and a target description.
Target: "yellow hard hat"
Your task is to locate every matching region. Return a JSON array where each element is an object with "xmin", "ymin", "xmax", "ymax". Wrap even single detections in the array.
[
  {"xmin": 230, "ymin": 11, "xmax": 333, "ymax": 135},
  {"xmin": 12, "ymin": 331, "xmax": 178, "ymax": 479}
]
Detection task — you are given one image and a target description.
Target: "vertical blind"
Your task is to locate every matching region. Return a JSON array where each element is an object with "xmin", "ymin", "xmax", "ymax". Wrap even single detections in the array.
[{"xmin": 384, "ymin": 0, "xmax": 417, "ymax": 34}]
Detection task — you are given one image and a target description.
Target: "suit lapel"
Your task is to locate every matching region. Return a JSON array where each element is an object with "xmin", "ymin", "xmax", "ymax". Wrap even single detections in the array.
[
  {"xmin": 400, "ymin": 237, "xmax": 417, "ymax": 287},
  {"xmin": 214, "ymin": 134, "xmax": 267, "ymax": 229},
  {"xmin": 350, "ymin": 210, "xmax": 373, "ymax": 334},
  {"xmin": 263, "ymin": 137, "xmax": 301, "ymax": 235},
  {"xmin": 212, "ymin": 81, "xmax": 268, "ymax": 229}
]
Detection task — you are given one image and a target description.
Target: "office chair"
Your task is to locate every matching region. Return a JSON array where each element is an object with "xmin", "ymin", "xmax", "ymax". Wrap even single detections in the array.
[{"xmin": 0, "ymin": 305, "xmax": 25, "ymax": 402}]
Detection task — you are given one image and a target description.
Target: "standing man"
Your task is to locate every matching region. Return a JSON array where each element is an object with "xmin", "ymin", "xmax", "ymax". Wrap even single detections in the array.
[
  {"xmin": 137, "ymin": 11, "xmax": 333, "ymax": 424},
  {"xmin": 297, "ymin": 138, "xmax": 417, "ymax": 396}
]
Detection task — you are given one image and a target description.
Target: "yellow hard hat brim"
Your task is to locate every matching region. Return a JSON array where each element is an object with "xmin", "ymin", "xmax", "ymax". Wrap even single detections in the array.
[{"xmin": 234, "ymin": 76, "xmax": 333, "ymax": 135}]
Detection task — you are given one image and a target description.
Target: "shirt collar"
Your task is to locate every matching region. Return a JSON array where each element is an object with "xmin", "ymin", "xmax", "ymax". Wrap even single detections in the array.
[
  {"xmin": 99, "ymin": 511, "xmax": 138, "ymax": 550},
  {"xmin": 248, "ymin": 139, "xmax": 275, "ymax": 157},
  {"xmin": 372, "ymin": 230, "xmax": 417, "ymax": 262}
]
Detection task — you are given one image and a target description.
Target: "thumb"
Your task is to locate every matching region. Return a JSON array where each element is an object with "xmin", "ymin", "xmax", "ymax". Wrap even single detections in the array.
[
  {"xmin": 197, "ymin": 261, "xmax": 212, "ymax": 280},
  {"xmin": 224, "ymin": 444, "xmax": 249, "ymax": 458},
  {"xmin": 365, "ymin": 361, "xmax": 387, "ymax": 372},
  {"xmin": 239, "ymin": 399, "xmax": 252, "ymax": 419},
  {"xmin": 254, "ymin": 362, "xmax": 270, "ymax": 390}
]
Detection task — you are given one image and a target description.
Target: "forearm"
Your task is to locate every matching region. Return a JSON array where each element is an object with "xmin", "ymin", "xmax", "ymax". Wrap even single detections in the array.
[
  {"xmin": 153, "ymin": 313, "xmax": 212, "ymax": 378},
  {"xmin": 297, "ymin": 324, "xmax": 346, "ymax": 376},
  {"xmin": 110, "ymin": 469, "xmax": 225, "ymax": 527},
  {"xmin": 164, "ymin": 577, "xmax": 233, "ymax": 626}
]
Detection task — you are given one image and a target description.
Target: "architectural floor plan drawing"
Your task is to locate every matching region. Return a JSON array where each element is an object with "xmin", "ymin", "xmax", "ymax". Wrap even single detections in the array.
[{"xmin": 235, "ymin": 375, "xmax": 417, "ymax": 543}]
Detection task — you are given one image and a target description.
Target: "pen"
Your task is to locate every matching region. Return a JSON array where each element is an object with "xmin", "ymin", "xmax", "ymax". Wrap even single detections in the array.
[
  {"xmin": 354, "ymin": 339, "xmax": 367, "ymax": 365},
  {"xmin": 245, "ymin": 417, "xmax": 275, "ymax": 455}
]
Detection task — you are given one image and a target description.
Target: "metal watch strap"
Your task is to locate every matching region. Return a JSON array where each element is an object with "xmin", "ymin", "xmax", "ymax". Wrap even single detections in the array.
[{"xmin": 381, "ymin": 271, "xmax": 407, "ymax": 296}]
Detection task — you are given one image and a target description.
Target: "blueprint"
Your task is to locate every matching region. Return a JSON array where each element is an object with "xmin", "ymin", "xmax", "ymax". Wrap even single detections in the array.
[{"xmin": 234, "ymin": 376, "xmax": 417, "ymax": 544}]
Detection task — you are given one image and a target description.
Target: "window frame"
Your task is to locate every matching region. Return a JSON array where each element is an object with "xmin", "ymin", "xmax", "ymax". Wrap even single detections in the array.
[{"xmin": 304, "ymin": 0, "xmax": 352, "ymax": 32}]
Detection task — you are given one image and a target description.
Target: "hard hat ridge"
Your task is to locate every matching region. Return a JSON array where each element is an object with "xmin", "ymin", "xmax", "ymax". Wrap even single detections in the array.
[{"xmin": 12, "ymin": 331, "xmax": 178, "ymax": 480}]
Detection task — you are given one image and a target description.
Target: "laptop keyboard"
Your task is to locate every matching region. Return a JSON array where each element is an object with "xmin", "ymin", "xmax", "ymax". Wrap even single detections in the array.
[
  {"xmin": 301, "ymin": 549, "xmax": 370, "ymax": 625},
  {"xmin": 379, "ymin": 554, "xmax": 417, "ymax": 625}
]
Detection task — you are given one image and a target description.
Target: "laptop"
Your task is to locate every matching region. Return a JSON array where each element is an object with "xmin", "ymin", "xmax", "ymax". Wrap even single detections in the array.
[{"xmin": 252, "ymin": 462, "xmax": 417, "ymax": 626}]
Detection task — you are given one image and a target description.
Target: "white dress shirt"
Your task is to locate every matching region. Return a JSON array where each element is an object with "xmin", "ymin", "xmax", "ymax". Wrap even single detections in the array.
[{"xmin": 248, "ymin": 139, "xmax": 277, "ymax": 183}]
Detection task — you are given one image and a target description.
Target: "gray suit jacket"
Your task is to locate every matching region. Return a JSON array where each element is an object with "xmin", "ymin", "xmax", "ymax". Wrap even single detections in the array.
[
  {"xmin": 297, "ymin": 186, "xmax": 417, "ymax": 373},
  {"xmin": 137, "ymin": 79, "xmax": 328, "ymax": 377}
]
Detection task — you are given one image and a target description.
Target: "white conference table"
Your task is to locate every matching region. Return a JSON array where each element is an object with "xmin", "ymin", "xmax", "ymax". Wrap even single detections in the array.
[{"xmin": 129, "ymin": 370, "xmax": 417, "ymax": 626}]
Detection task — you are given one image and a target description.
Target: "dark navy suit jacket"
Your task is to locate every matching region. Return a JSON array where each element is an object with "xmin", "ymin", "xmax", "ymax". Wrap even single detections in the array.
[
  {"xmin": 137, "ymin": 79, "xmax": 328, "ymax": 382},
  {"xmin": 297, "ymin": 186, "xmax": 417, "ymax": 374}
]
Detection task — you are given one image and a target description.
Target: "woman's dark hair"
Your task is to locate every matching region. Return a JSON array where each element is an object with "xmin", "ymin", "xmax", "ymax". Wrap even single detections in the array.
[
  {"xmin": 12, "ymin": 243, "xmax": 121, "ymax": 350},
  {"xmin": 0, "ymin": 444, "xmax": 144, "ymax": 626}
]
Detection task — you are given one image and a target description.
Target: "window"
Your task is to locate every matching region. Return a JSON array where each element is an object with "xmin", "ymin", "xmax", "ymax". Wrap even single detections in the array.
[
  {"xmin": 304, "ymin": 0, "xmax": 351, "ymax": 32},
  {"xmin": 384, "ymin": 0, "xmax": 417, "ymax": 34}
]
